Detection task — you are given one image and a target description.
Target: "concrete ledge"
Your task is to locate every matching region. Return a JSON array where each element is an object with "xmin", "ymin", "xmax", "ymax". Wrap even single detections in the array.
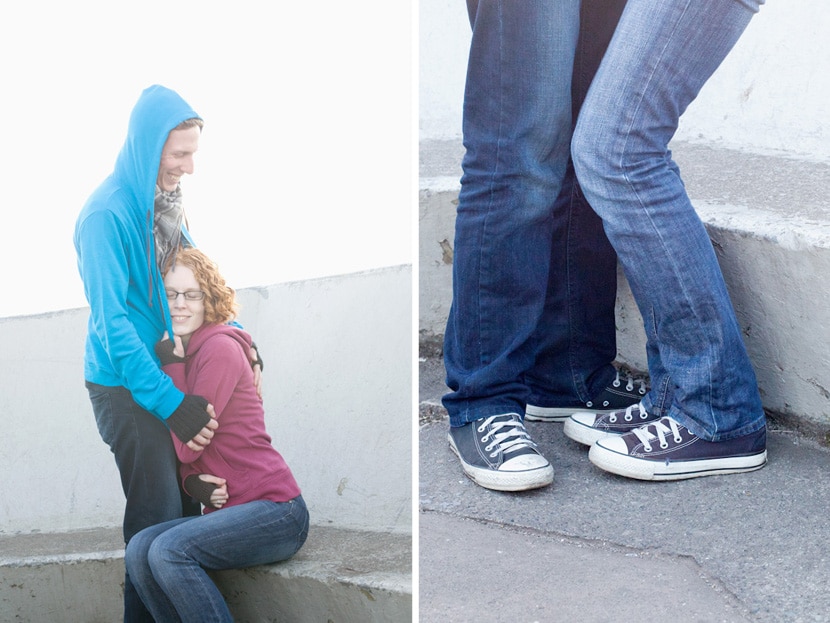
[
  {"xmin": 419, "ymin": 138, "xmax": 830, "ymax": 437},
  {"xmin": 213, "ymin": 526, "xmax": 411, "ymax": 622},
  {"xmin": 0, "ymin": 525, "xmax": 411, "ymax": 623},
  {"xmin": 0, "ymin": 528, "xmax": 125, "ymax": 621}
]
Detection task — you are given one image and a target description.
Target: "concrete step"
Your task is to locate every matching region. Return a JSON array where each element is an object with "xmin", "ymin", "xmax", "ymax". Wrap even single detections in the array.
[
  {"xmin": 419, "ymin": 138, "xmax": 830, "ymax": 437},
  {"xmin": 0, "ymin": 525, "xmax": 411, "ymax": 623}
]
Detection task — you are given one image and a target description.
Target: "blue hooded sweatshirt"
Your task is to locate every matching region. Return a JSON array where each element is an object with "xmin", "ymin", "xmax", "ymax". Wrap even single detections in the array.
[{"xmin": 74, "ymin": 85, "xmax": 200, "ymax": 421}]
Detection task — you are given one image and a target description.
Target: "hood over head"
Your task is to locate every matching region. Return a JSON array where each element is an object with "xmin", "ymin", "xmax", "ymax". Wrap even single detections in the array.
[
  {"xmin": 187, "ymin": 323, "xmax": 253, "ymax": 358},
  {"xmin": 113, "ymin": 85, "xmax": 202, "ymax": 214}
]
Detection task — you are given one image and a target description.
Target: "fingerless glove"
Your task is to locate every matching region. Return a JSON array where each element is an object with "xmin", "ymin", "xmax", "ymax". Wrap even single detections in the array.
[
  {"xmin": 184, "ymin": 474, "xmax": 220, "ymax": 509},
  {"xmin": 251, "ymin": 341, "xmax": 264, "ymax": 371},
  {"xmin": 167, "ymin": 395, "xmax": 211, "ymax": 443},
  {"xmin": 155, "ymin": 338, "xmax": 187, "ymax": 366}
]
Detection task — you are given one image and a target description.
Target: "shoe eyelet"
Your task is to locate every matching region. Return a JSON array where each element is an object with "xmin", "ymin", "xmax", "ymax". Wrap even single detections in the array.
[
  {"xmin": 643, "ymin": 443, "xmax": 652, "ymax": 452},
  {"xmin": 612, "ymin": 379, "xmax": 621, "ymax": 388},
  {"xmin": 624, "ymin": 415, "xmax": 632, "ymax": 422},
  {"xmin": 660, "ymin": 442, "xmax": 669, "ymax": 449},
  {"xmin": 674, "ymin": 436, "xmax": 682, "ymax": 443},
  {"xmin": 586, "ymin": 401, "xmax": 594, "ymax": 408},
  {"xmin": 602, "ymin": 401, "xmax": 610, "ymax": 407},
  {"xmin": 639, "ymin": 389, "xmax": 646, "ymax": 395},
  {"xmin": 609, "ymin": 415, "xmax": 617, "ymax": 423},
  {"xmin": 626, "ymin": 382, "xmax": 634, "ymax": 391}
]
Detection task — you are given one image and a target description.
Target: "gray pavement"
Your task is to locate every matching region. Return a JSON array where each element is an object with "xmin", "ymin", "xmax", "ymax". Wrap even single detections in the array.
[{"xmin": 419, "ymin": 354, "xmax": 830, "ymax": 623}]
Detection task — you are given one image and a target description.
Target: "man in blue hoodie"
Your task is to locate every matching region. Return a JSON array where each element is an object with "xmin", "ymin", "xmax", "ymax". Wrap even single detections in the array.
[{"xmin": 75, "ymin": 85, "xmax": 221, "ymax": 622}]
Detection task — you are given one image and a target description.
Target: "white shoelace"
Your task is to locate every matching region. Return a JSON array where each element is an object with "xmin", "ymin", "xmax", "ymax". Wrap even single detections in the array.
[
  {"xmin": 632, "ymin": 417, "xmax": 684, "ymax": 452},
  {"xmin": 612, "ymin": 369, "xmax": 648, "ymax": 396},
  {"xmin": 478, "ymin": 415, "xmax": 536, "ymax": 458},
  {"xmin": 608, "ymin": 402, "xmax": 648, "ymax": 423}
]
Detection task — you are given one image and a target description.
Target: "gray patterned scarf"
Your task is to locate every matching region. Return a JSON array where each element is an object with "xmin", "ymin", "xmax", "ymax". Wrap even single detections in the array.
[{"xmin": 153, "ymin": 184, "xmax": 184, "ymax": 270}]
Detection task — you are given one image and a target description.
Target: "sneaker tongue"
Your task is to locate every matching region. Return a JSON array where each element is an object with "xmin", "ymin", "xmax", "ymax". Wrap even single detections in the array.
[
  {"xmin": 487, "ymin": 415, "xmax": 533, "ymax": 454},
  {"xmin": 491, "ymin": 414, "xmax": 519, "ymax": 424}
]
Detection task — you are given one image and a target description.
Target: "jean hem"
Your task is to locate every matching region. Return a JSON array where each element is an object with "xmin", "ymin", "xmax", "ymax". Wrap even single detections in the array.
[{"xmin": 447, "ymin": 405, "xmax": 525, "ymax": 428}]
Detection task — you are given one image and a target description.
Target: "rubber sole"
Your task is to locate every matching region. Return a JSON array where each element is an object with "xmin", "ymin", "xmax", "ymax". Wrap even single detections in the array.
[
  {"xmin": 447, "ymin": 435, "xmax": 554, "ymax": 491},
  {"xmin": 589, "ymin": 443, "xmax": 768, "ymax": 481},
  {"xmin": 525, "ymin": 405, "xmax": 599, "ymax": 423},
  {"xmin": 563, "ymin": 417, "xmax": 625, "ymax": 446}
]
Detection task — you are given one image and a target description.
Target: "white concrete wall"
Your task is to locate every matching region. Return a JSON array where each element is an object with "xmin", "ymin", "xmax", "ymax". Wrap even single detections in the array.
[
  {"xmin": 419, "ymin": 0, "xmax": 830, "ymax": 163},
  {"xmin": 419, "ymin": 0, "xmax": 470, "ymax": 141},
  {"xmin": 0, "ymin": 266, "xmax": 412, "ymax": 536}
]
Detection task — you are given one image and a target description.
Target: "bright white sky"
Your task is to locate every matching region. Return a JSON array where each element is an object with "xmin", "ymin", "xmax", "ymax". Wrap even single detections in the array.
[{"xmin": 0, "ymin": 1, "xmax": 414, "ymax": 318}]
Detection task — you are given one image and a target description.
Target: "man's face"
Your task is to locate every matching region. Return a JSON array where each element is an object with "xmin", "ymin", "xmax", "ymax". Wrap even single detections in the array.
[{"xmin": 156, "ymin": 126, "xmax": 201, "ymax": 192}]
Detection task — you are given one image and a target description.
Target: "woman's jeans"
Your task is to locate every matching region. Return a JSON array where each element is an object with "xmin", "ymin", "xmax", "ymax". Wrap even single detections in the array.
[
  {"xmin": 572, "ymin": 0, "xmax": 767, "ymax": 440},
  {"xmin": 443, "ymin": 0, "xmax": 628, "ymax": 426},
  {"xmin": 125, "ymin": 496, "xmax": 310, "ymax": 623},
  {"xmin": 87, "ymin": 382, "xmax": 199, "ymax": 623}
]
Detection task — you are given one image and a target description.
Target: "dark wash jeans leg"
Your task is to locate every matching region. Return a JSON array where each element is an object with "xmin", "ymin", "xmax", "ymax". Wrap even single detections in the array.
[
  {"xmin": 86, "ymin": 382, "xmax": 190, "ymax": 623},
  {"xmin": 443, "ymin": 0, "xmax": 581, "ymax": 426},
  {"xmin": 526, "ymin": 0, "xmax": 629, "ymax": 407}
]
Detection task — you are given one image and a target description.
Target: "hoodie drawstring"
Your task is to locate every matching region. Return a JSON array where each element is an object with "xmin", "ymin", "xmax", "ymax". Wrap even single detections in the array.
[{"xmin": 146, "ymin": 210, "xmax": 154, "ymax": 307}]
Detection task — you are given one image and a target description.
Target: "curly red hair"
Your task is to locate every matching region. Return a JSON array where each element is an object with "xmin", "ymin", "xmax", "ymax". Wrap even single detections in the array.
[{"xmin": 164, "ymin": 248, "xmax": 239, "ymax": 325}]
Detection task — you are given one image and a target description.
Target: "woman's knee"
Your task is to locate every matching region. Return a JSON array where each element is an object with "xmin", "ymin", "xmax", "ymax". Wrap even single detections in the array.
[
  {"xmin": 124, "ymin": 532, "xmax": 154, "ymax": 577},
  {"xmin": 571, "ymin": 117, "xmax": 616, "ymax": 199},
  {"xmin": 147, "ymin": 530, "xmax": 180, "ymax": 565}
]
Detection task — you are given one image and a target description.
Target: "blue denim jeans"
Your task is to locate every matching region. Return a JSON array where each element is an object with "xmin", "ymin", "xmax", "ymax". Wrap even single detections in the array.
[
  {"xmin": 125, "ymin": 496, "xmax": 310, "ymax": 623},
  {"xmin": 443, "ymin": 0, "xmax": 626, "ymax": 426},
  {"xmin": 572, "ymin": 0, "xmax": 766, "ymax": 440},
  {"xmin": 87, "ymin": 382, "xmax": 199, "ymax": 622}
]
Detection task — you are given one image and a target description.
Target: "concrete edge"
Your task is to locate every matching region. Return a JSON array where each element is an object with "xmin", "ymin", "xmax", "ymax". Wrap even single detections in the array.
[{"xmin": 0, "ymin": 525, "xmax": 412, "ymax": 623}]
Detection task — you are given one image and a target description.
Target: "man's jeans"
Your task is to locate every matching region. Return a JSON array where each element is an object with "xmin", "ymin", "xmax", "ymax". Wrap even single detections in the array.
[
  {"xmin": 443, "ymin": 0, "xmax": 627, "ymax": 426},
  {"xmin": 125, "ymin": 497, "xmax": 310, "ymax": 622},
  {"xmin": 572, "ymin": 0, "xmax": 767, "ymax": 440},
  {"xmin": 87, "ymin": 382, "xmax": 197, "ymax": 622}
]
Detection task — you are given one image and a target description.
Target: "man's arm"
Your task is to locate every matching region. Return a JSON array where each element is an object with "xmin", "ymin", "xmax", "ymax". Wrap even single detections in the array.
[
  {"xmin": 77, "ymin": 210, "xmax": 212, "ymax": 444},
  {"xmin": 156, "ymin": 335, "xmax": 219, "ymax": 456},
  {"xmin": 250, "ymin": 343, "xmax": 264, "ymax": 398}
]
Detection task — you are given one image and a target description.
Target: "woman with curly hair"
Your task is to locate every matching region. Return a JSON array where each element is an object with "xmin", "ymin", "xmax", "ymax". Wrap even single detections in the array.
[{"xmin": 124, "ymin": 247, "xmax": 308, "ymax": 622}]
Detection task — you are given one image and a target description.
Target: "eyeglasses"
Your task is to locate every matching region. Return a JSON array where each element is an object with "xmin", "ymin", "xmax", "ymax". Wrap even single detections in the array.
[{"xmin": 165, "ymin": 290, "xmax": 205, "ymax": 302}]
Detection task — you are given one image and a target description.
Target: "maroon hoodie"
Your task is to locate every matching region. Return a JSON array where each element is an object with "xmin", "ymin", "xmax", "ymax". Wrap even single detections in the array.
[{"xmin": 163, "ymin": 323, "xmax": 301, "ymax": 513}]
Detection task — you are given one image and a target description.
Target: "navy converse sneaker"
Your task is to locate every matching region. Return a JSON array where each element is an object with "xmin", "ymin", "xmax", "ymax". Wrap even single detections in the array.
[
  {"xmin": 525, "ymin": 369, "xmax": 648, "ymax": 422},
  {"xmin": 588, "ymin": 416, "xmax": 767, "ymax": 481},
  {"xmin": 448, "ymin": 414, "xmax": 554, "ymax": 491},
  {"xmin": 564, "ymin": 402, "xmax": 660, "ymax": 446}
]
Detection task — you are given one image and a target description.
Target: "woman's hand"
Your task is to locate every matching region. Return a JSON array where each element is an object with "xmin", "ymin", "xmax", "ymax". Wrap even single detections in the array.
[
  {"xmin": 199, "ymin": 474, "xmax": 229, "ymax": 509},
  {"xmin": 161, "ymin": 331, "xmax": 186, "ymax": 359},
  {"xmin": 156, "ymin": 331, "xmax": 187, "ymax": 366}
]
